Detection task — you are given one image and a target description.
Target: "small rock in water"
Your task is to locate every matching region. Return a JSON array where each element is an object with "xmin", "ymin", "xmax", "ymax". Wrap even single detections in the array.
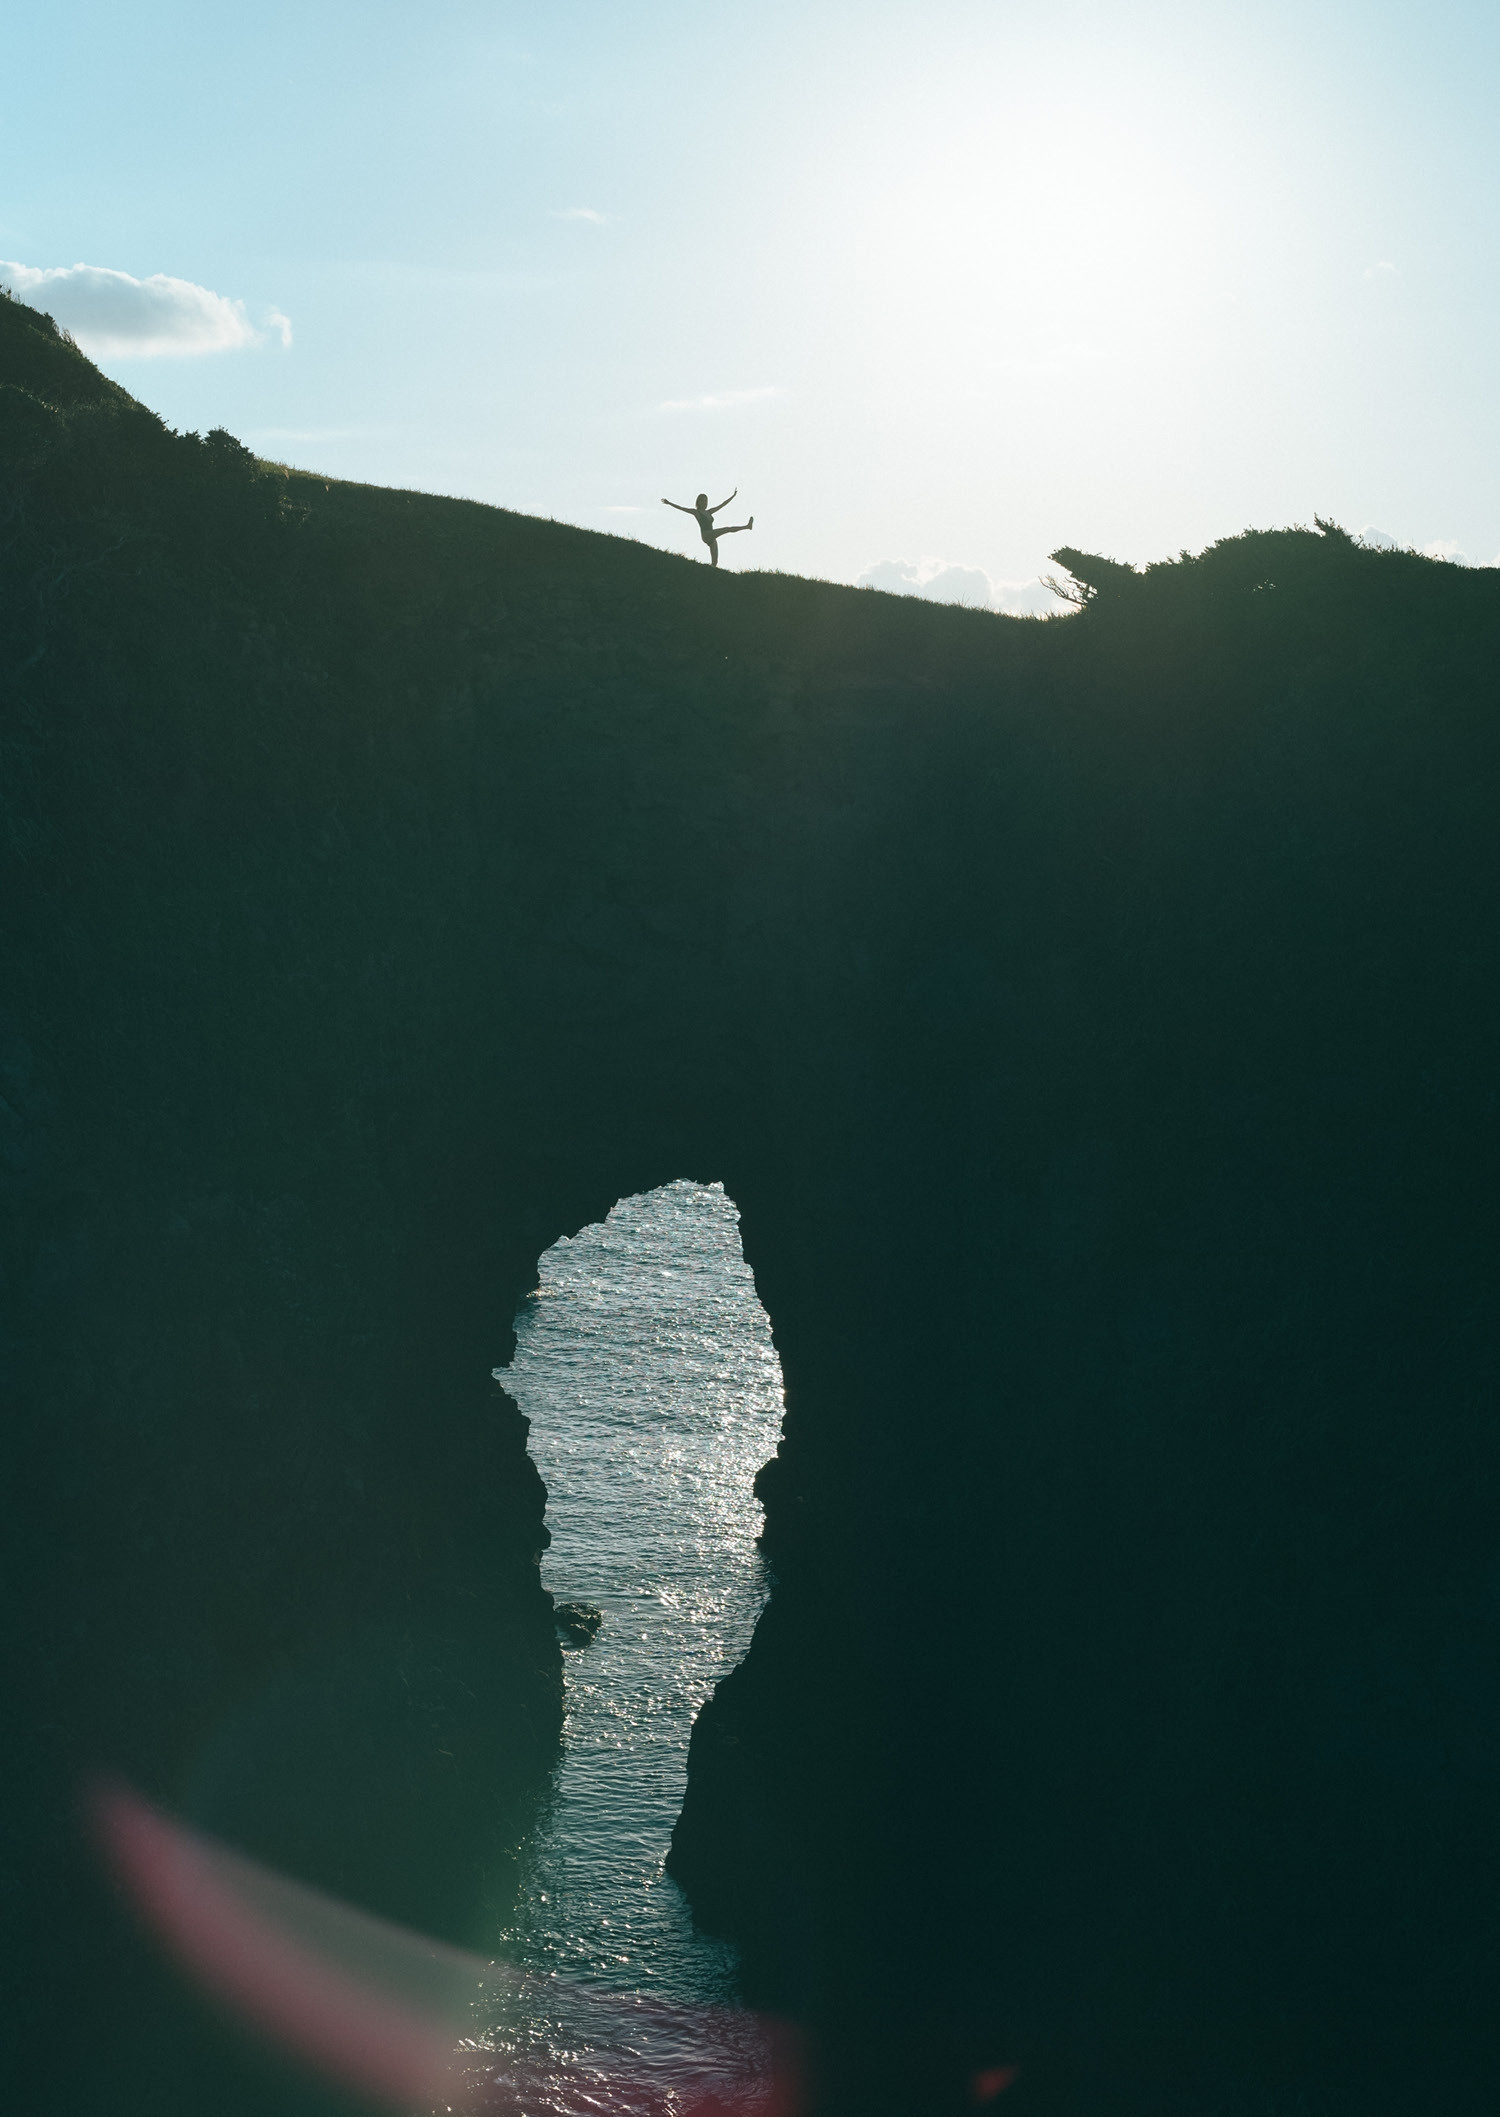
[{"xmin": 553, "ymin": 1601, "xmax": 603, "ymax": 1646}]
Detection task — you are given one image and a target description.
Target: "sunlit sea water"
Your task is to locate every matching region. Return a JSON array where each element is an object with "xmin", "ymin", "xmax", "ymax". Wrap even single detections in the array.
[{"xmin": 467, "ymin": 1181, "xmax": 785, "ymax": 2111}]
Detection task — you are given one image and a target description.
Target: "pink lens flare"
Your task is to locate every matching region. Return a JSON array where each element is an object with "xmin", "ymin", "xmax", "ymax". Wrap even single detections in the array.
[
  {"xmin": 90, "ymin": 1777, "xmax": 470, "ymax": 2108},
  {"xmin": 970, "ymin": 2064, "xmax": 1020, "ymax": 2103},
  {"xmin": 88, "ymin": 1777, "xmax": 810, "ymax": 2114}
]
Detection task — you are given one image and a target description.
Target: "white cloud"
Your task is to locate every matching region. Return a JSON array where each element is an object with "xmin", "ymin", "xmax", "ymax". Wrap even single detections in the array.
[
  {"xmin": 242, "ymin": 427, "xmax": 373, "ymax": 445},
  {"xmin": 657, "ymin": 386, "xmax": 779, "ymax": 412},
  {"xmin": 1421, "ymin": 538, "xmax": 1500, "ymax": 567},
  {"xmin": 1363, "ymin": 260, "xmax": 1399, "ymax": 279},
  {"xmin": 552, "ymin": 206, "xmax": 611, "ymax": 225},
  {"xmin": 860, "ymin": 559, "xmax": 992, "ymax": 608},
  {"xmin": 856, "ymin": 556, "xmax": 1066, "ymax": 618},
  {"xmin": 0, "ymin": 260, "xmax": 284, "ymax": 358},
  {"xmin": 1355, "ymin": 527, "xmax": 1499, "ymax": 568},
  {"xmin": 603, "ymin": 504, "xmax": 643, "ymax": 514}
]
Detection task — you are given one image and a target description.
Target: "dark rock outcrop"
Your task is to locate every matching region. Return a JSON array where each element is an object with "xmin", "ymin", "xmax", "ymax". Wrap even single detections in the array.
[
  {"xmin": 7, "ymin": 292, "xmax": 1500, "ymax": 2117},
  {"xmin": 553, "ymin": 1601, "xmax": 604, "ymax": 1645}
]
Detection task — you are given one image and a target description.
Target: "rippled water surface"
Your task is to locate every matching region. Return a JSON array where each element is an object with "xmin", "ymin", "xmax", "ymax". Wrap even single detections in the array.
[{"xmin": 470, "ymin": 1181, "xmax": 785, "ymax": 2108}]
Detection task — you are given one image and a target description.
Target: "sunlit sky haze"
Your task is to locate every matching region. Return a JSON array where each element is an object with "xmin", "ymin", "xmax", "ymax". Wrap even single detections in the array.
[{"xmin": 6, "ymin": 0, "xmax": 1500, "ymax": 605}]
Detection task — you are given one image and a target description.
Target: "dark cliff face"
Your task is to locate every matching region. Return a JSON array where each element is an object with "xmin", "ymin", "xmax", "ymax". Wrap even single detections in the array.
[{"xmin": 6, "ymin": 294, "xmax": 1500, "ymax": 2117}]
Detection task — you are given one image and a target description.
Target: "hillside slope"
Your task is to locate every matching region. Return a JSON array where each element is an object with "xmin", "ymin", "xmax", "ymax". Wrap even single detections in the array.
[{"xmin": 7, "ymin": 289, "xmax": 1500, "ymax": 2117}]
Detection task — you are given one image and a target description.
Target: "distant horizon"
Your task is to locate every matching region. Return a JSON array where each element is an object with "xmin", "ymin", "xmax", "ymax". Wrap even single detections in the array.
[{"xmin": 7, "ymin": 0, "xmax": 1499, "ymax": 605}]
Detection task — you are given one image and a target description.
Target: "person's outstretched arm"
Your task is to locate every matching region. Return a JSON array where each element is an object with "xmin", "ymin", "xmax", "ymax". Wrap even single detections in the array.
[
  {"xmin": 709, "ymin": 489, "xmax": 737, "ymax": 514},
  {"xmin": 661, "ymin": 498, "xmax": 694, "ymax": 513}
]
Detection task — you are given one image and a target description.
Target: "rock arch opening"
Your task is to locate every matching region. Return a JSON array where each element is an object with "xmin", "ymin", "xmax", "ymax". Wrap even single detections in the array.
[{"xmin": 491, "ymin": 1180, "xmax": 784, "ymax": 2008}]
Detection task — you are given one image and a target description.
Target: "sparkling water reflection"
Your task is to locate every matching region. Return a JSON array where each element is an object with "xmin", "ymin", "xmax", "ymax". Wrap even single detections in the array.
[{"xmin": 476, "ymin": 1181, "xmax": 784, "ymax": 2099}]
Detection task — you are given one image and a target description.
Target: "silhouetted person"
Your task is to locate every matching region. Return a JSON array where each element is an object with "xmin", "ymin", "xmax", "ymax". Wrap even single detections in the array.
[{"xmin": 662, "ymin": 489, "xmax": 754, "ymax": 567}]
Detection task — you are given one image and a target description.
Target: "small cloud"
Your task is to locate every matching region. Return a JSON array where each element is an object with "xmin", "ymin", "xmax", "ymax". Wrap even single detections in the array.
[
  {"xmin": 552, "ymin": 207, "xmax": 611, "ymax": 225},
  {"xmin": 657, "ymin": 386, "xmax": 779, "ymax": 412},
  {"xmin": 1355, "ymin": 529, "xmax": 1499, "ymax": 569},
  {"xmin": 242, "ymin": 427, "xmax": 370, "ymax": 445},
  {"xmin": 265, "ymin": 307, "xmax": 293, "ymax": 348},
  {"xmin": 856, "ymin": 557, "xmax": 1065, "ymax": 618},
  {"xmin": 1363, "ymin": 260, "xmax": 1398, "ymax": 279},
  {"xmin": 603, "ymin": 504, "xmax": 643, "ymax": 514},
  {"xmin": 1422, "ymin": 539, "xmax": 1500, "ymax": 568},
  {"xmin": 0, "ymin": 259, "xmax": 282, "ymax": 358}
]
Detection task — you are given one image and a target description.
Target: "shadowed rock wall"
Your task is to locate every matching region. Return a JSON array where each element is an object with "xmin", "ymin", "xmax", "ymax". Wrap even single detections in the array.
[{"xmin": 7, "ymin": 297, "xmax": 1500, "ymax": 2117}]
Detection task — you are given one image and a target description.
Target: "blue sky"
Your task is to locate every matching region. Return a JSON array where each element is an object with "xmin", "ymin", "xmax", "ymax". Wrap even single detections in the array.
[{"xmin": 5, "ymin": 0, "xmax": 1499, "ymax": 604}]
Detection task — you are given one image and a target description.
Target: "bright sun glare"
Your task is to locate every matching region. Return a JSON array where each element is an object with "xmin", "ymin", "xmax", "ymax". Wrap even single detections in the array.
[{"xmin": 844, "ymin": 85, "xmax": 1229, "ymax": 394}]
